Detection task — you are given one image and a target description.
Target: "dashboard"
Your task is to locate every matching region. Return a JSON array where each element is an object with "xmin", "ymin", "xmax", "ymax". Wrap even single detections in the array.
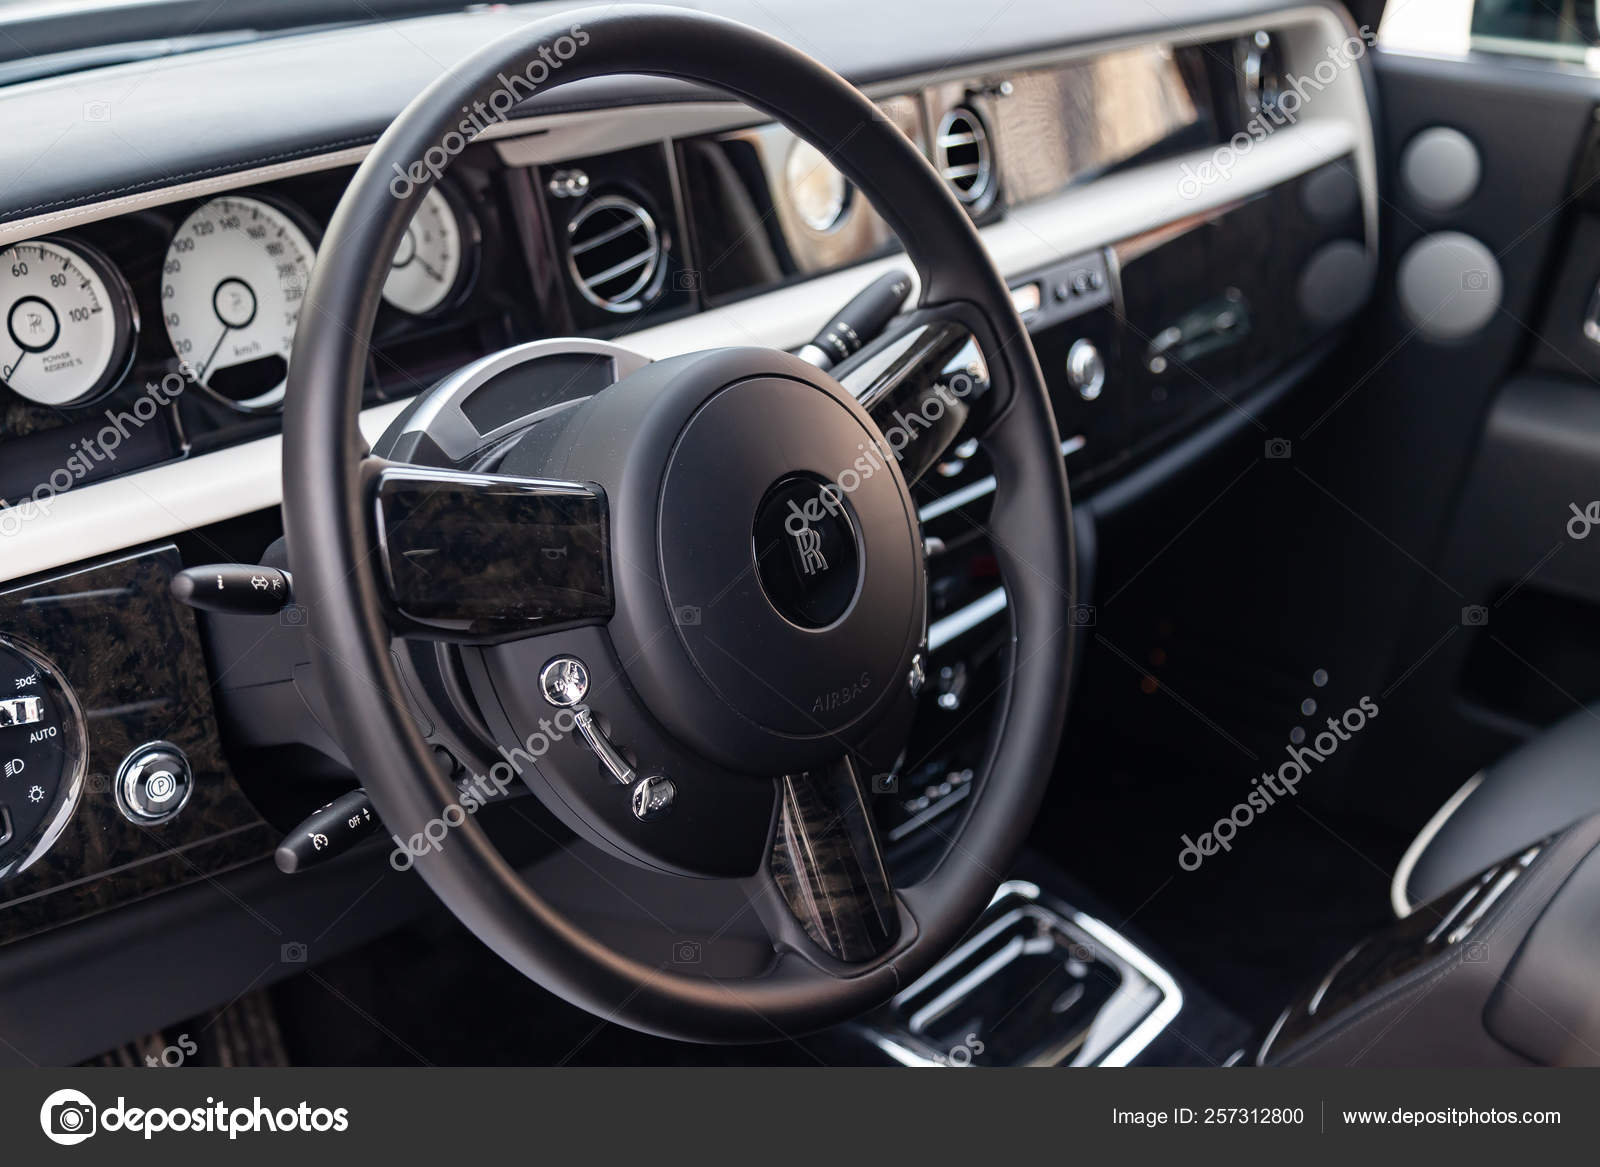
[
  {"xmin": 0, "ymin": 35, "xmax": 1252, "ymax": 507},
  {"xmin": 0, "ymin": 0, "xmax": 1378, "ymax": 1059}
]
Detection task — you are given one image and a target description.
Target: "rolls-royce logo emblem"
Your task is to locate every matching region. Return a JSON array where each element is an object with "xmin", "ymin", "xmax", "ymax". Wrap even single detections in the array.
[
  {"xmin": 538, "ymin": 656, "xmax": 590, "ymax": 708},
  {"xmin": 793, "ymin": 525, "xmax": 828, "ymax": 576}
]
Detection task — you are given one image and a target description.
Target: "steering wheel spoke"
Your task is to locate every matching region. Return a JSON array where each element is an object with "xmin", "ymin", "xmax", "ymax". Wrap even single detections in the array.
[
  {"xmin": 770, "ymin": 754, "xmax": 901, "ymax": 963},
  {"xmin": 368, "ymin": 459, "xmax": 613, "ymax": 643}
]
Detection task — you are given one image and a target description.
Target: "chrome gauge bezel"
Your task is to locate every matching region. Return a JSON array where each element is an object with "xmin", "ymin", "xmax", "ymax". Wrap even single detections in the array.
[
  {"xmin": 162, "ymin": 192, "xmax": 321, "ymax": 416},
  {"xmin": 382, "ymin": 181, "xmax": 481, "ymax": 319},
  {"xmin": 0, "ymin": 635, "xmax": 89, "ymax": 882},
  {"xmin": 784, "ymin": 137, "xmax": 853, "ymax": 234},
  {"xmin": 0, "ymin": 235, "xmax": 140, "ymax": 410}
]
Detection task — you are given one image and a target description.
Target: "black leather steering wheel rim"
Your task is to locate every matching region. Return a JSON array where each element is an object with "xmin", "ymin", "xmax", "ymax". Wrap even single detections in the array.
[{"xmin": 283, "ymin": 4, "xmax": 1074, "ymax": 1042}]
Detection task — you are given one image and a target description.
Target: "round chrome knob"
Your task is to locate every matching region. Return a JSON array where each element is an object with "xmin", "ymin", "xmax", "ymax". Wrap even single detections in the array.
[
  {"xmin": 115, "ymin": 742, "xmax": 193, "ymax": 825},
  {"xmin": 631, "ymin": 773, "xmax": 676, "ymax": 821},
  {"xmin": 539, "ymin": 656, "xmax": 590, "ymax": 707},
  {"xmin": 1065, "ymin": 338, "xmax": 1106, "ymax": 401}
]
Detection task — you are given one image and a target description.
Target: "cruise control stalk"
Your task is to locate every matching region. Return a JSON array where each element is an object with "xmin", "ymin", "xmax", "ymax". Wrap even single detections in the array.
[
  {"xmin": 796, "ymin": 269, "xmax": 913, "ymax": 370},
  {"xmin": 172, "ymin": 563, "xmax": 293, "ymax": 616}
]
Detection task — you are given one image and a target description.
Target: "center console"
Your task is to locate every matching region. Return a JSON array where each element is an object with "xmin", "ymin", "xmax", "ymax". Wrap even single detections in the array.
[
  {"xmin": 1261, "ymin": 815, "xmax": 1600, "ymax": 1067},
  {"xmin": 858, "ymin": 881, "xmax": 1183, "ymax": 1067}
]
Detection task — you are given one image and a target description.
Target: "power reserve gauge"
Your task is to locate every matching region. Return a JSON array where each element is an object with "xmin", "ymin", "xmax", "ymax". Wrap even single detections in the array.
[{"xmin": 0, "ymin": 238, "xmax": 137, "ymax": 408}]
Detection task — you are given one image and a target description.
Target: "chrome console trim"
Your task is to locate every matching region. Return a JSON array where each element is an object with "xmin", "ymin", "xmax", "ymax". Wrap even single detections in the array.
[
  {"xmin": 1389, "ymin": 772, "xmax": 1484, "ymax": 918},
  {"xmin": 858, "ymin": 879, "xmax": 1185, "ymax": 1067}
]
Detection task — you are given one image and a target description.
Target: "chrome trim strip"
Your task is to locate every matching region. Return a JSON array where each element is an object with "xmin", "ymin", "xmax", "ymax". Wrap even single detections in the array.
[
  {"xmin": 397, "ymin": 337, "xmax": 651, "ymax": 462},
  {"xmin": 885, "ymin": 782, "xmax": 971, "ymax": 844},
  {"xmin": 1443, "ymin": 861, "xmax": 1525, "ymax": 945},
  {"xmin": 1255, "ymin": 1005, "xmax": 1292, "ymax": 1066},
  {"xmin": 916, "ymin": 434, "xmax": 1085, "ymax": 523},
  {"xmin": 1070, "ymin": 908, "xmax": 1184, "ymax": 1067},
  {"xmin": 1390, "ymin": 772, "xmax": 1484, "ymax": 918},
  {"xmin": 917, "ymin": 475, "xmax": 997, "ymax": 523},
  {"xmin": 860, "ymin": 879, "xmax": 1184, "ymax": 1068},
  {"xmin": 927, "ymin": 588, "xmax": 1007, "ymax": 652}
]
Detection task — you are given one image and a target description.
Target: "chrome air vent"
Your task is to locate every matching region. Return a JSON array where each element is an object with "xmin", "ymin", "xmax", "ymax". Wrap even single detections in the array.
[
  {"xmin": 565, "ymin": 194, "xmax": 663, "ymax": 314},
  {"xmin": 1237, "ymin": 30, "xmax": 1285, "ymax": 122},
  {"xmin": 935, "ymin": 107, "xmax": 995, "ymax": 210}
]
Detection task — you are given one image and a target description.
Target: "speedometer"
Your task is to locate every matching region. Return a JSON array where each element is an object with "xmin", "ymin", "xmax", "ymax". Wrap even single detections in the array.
[
  {"xmin": 0, "ymin": 238, "xmax": 136, "ymax": 408},
  {"xmin": 162, "ymin": 195, "xmax": 317, "ymax": 412}
]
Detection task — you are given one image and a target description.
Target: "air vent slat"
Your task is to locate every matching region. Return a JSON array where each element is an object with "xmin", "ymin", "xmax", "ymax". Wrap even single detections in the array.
[
  {"xmin": 585, "ymin": 248, "xmax": 659, "ymax": 287},
  {"xmin": 565, "ymin": 194, "xmax": 663, "ymax": 314},
  {"xmin": 934, "ymin": 107, "xmax": 995, "ymax": 210},
  {"xmin": 570, "ymin": 216, "xmax": 649, "ymax": 255}
]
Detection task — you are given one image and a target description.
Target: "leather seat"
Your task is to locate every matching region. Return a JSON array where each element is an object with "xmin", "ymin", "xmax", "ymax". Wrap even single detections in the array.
[{"xmin": 1392, "ymin": 704, "xmax": 1600, "ymax": 916}]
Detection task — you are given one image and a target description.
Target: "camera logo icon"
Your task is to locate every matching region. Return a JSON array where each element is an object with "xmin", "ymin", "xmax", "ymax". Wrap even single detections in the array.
[
  {"xmin": 1461, "ymin": 605, "xmax": 1489, "ymax": 627},
  {"xmin": 1265, "ymin": 438, "xmax": 1293, "ymax": 460},
  {"xmin": 281, "ymin": 941, "xmax": 309, "ymax": 963},
  {"xmin": 674, "ymin": 605, "xmax": 701, "ymax": 627},
  {"xmin": 40, "ymin": 1088, "xmax": 97, "ymax": 1145},
  {"xmin": 671, "ymin": 939, "xmax": 702, "ymax": 964}
]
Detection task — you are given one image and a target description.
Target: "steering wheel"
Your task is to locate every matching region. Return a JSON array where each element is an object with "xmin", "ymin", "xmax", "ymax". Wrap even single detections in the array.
[{"xmin": 283, "ymin": 4, "xmax": 1073, "ymax": 1043}]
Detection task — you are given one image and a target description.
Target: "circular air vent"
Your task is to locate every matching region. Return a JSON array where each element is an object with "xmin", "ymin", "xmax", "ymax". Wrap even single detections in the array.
[
  {"xmin": 1237, "ymin": 30, "xmax": 1285, "ymax": 122},
  {"xmin": 935, "ymin": 107, "xmax": 995, "ymax": 210},
  {"xmin": 565, "ymin": 194, "xmax": 663, "ymax": 314}
]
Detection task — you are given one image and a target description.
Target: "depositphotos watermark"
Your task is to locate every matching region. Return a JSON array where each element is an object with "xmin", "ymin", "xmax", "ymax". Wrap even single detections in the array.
[
  {"xmin": 388, "ymin": 707, "xmax": 580, "ymax": 870},
  {"xmin": 783, "ymin": 371, "xmax": 977, "ymax": 538},
  {"xmin": 39, "ymin": 1088, "xmax": 348, "ymax": 1144},
  {"xmin": 0, "ymin": 361, "xmax": 196, "ymax": 538},
  {"xmin": 389, "ymin": 23, "xmax": 590, "ymax": 198},
  {"xmin": 1177, "ymin": 25, "xmax": 1376, "ymax": 200},
  {"xmin": 1177, "ymin": 696, "xmax": 1379, "ymax": 871},
  {"xmin": 1568, "ymin": 500, "xmax": 1600, "ymax": 540}
]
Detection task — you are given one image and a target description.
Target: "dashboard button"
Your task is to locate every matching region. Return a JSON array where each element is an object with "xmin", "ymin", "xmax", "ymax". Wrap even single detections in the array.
[
  {"xmin": 115, "ymin": 743, "xmax": 193, "ymax": 825},
  {"xmin": 1065, "ymin": 338, "xmax": 1106, "ymax": 401},
  {"xmin": 631, "ymin": 773, "xmax": 675, "ymax": 821}
]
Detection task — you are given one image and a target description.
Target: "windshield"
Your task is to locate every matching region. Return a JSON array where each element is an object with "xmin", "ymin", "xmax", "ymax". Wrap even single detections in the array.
[{"xmin": 0, "ymin": 0, "xmax": 478, "ymax": 82}]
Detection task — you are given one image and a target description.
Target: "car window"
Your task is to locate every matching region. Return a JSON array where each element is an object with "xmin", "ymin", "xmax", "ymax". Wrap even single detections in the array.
[{"xmin": 1382, "ymin": 0, "xmax": 1600, "ymax": 66}]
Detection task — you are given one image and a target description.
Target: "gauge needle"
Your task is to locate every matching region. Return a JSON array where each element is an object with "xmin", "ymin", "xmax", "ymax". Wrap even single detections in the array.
[
  {"xmin": 198, "ymin": 326, "xmax": 230, "ymax": 382},
  {"xmin": 417, "ymin": 258, "xmax": 445, "ymax": 283}
]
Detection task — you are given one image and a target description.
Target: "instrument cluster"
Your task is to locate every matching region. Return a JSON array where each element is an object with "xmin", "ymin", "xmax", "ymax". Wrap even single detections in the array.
[{"xmin": 1, "ymin": 180, "xmax": 482, "ymax": 415}]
